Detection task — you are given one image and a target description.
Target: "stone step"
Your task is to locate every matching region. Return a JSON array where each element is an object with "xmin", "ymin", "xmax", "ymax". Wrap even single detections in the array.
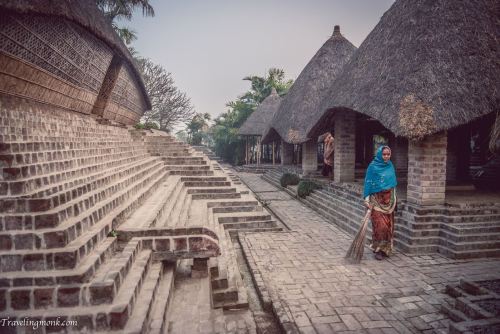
[
  {"xmin": 191, "ymin": 192, "xmax": 241, "ymax": 200},
  {"xmin": 226, "ymin": 227, "xmax": 283, "ymax": 238},
  {"xmin": 0, "ymin": 170, "xmax": 167, "ymax": 272},
  {"xmin": 0, "ymin": 163, "xmax": 166, "ymax": 250},
  {"xmin": 155, "ymin": 183, "xmax": 187, "ymax": 228},
  {"xmin": 0, "ymin": 139, "xmax": 142, "ymax": 155}
]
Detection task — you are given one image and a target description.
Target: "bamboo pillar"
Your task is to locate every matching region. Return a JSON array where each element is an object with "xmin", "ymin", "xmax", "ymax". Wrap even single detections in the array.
[{"xmin": 257, "ymin": 136, "xmax": 261, "ymax": 165}]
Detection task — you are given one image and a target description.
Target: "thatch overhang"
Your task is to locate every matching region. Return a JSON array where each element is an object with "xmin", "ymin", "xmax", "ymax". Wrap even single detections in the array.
[
  {"xmin": 269, "ymin": 25, "xmax": 356, "ymax": 144},
  {"xmin": 238, "ymin": 88, "xmax": 282, "ymax": 137},
  {"xmin": 0, "ymin": 0, "xmax": 152, "ymax": 109},
  {"xmin": 309, "ymin": 0, "xmax": 500, "ymax": 141}
]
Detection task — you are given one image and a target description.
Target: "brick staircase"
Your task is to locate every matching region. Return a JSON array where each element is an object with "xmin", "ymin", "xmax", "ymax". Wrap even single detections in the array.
[
  {"xmin": 442, "ymin": 277, "xmax": 500, "ymax": 333},
  {"xmin": 0, "ymin": 105, "xmax": 279, "ymax": 333},
  {"xmin": 261, "ymin": 169, "xmax": 500, "ymax": 259}
]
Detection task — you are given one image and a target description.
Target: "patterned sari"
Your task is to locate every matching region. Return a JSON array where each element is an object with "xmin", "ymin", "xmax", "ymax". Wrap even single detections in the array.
[{"xmin": 368, "ymin": 187, "xmax": 397, "ymax": 256}]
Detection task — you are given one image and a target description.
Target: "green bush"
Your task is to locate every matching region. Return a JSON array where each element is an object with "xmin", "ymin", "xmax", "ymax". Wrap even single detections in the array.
[
  {"xmin": 280, "ymin": 173, "xmax": 300, "ymax": 187},
  {"xmin": 297, "ymin": 180, "xmax": 321, "ymax": 198},
  {"xmin": 135, "ymin": 122, "xmax": 159, "ymax": 130}
]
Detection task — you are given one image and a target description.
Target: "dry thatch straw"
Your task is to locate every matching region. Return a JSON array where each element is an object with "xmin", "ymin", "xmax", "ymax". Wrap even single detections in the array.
[
  {"xmin": 309, "ymin": 0, "xmax": 499, "ymax": 140},
  {"xmin": 345, "ymin": 208, "xmax": 372, "ymax": 264},
  {"xmin": 262, "ymin": 26, "xmax": 356, "ymax": 144},
  {"xmin": 238, "ymin": 88, "xmax": 281, "ymax": 136},
  {"xmin": 0, "ymin": 0, "xmax": 151, "ymax": 109},
  {"xmin": 490, "ymin": 112, "xmax": 500, "ymax": 154}
]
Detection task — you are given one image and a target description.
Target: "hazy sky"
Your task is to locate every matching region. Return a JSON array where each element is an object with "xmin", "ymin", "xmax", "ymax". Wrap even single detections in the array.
[{"xmin": 127, "ymin": 0, "xmax": 394, "ymax": 122}]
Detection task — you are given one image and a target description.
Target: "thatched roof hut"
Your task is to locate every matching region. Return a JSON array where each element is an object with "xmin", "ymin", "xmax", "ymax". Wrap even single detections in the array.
[
  {"xmin": 309, "ymin": 0, "xmax": 500, "ymax": 140},
  {"xmin": 238, "ymin": 88, "xmax": 282, "ymax": 136},
  {"xmin": 0, "ymin": 0, "xmax": 151, "ymax": 110},
  {"xmin": 262, "ymin": 26, "xmax": 356, "ymax": 144}
]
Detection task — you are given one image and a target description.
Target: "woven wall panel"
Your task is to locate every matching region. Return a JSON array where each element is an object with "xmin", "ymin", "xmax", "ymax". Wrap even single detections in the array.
[{"xmin": 0, "ymin": 52, "xmax": 97, "ymax": 114}]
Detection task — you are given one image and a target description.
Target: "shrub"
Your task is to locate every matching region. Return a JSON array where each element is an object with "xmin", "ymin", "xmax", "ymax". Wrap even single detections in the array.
[
  {"xmin": 297, "ymin": 180, "xmax": 321, "ymax": 198},
  {"xmin": 280, "ymin": 173, "xmax": 300, "ymax": 187},
  {"xmin": 135, "ymin": 122, "xmax": 159, "ymax": 130}
]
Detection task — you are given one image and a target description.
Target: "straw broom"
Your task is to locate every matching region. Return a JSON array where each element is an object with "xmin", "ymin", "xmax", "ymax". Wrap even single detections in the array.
[{"xmin": 345, "ymin": 208, "xmax": 372, "ymax": 263}]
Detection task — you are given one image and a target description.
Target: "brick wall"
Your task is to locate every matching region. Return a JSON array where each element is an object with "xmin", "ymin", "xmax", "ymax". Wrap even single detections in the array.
[
  {"xmin": 281, "ymin": 140, "xmax": 294, "ymax": 165},
  {"xmin": 302, "ymin": 139, "xmax": 318, "ymax": 175},
  {"xmin": 407, "ymin": 132, "xmax": 447, "ymax": 206},
  {"xmin": 333, "ymin": 111, "xmax": 356, "ymax": 182}
]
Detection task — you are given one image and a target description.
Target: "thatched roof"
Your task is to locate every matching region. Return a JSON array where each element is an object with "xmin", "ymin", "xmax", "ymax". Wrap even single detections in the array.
[
  {"xmin": 0, "ymin": 0, "xmax": 151, "ymax": 109},
  {"xmin": 262, "ymin": 26, "xmax": 356, "ymax": 144},
  {"xmin": 309, "ymin": 0, "xmax": 500, "ymax": 140},
  {"xmin": 238, "ymin": 88, "xmax": 282, "ymax": 136}
]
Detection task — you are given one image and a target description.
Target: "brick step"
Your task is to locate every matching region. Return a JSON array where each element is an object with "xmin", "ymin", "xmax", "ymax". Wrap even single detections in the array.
[
  {"xmin": 1, "ymin": 147, "xmax": 148, "ymax": 181},
  {"xmin": 0, "ymin": 139, "xmax": 142, "ymax": 155},
  {"xmin": 449, "ymin": 318, "xmax": 500, "ymax": 334},
  {"xmin": 0, "ymin": 236, "xmax": 116, "ymax": 287},
  {"xmin": 0, "ymin": 162, "xmax": 166, "ymax": 250},
  {"xmin": 218, "ymin": 213, "xmax": 272, "ymax": 224},
  {"xmin": 1, "ymin": 156, "xmax": 159, "ymax": 214},
  {"xmin": 443, "ymin": 221, "xmax": 500, "ymax": 234},
  {"xmin": 120, "ymin": 176, "xmax": 182, "ymax": 229},
  {"xmin": 221, "ymin": 220, "xmax": 279, "ymax": 230},
  {"xmin": 164, "ymin": 165, "xmax": 210, "ymax": 171},
  {"xmin": 183, "ymin": 181, "xmax": 231, "ymax": 187},
  {"xmin": 206, "ymin": 200, "xmax": 259, "ymax": 209},
  {"xmin": 439, "ymin": 228, "xmax": 500, "ymax": 243},
  {"xmin": 0, "ymin": 170, "xmax": 168, "ymax": 272},
  {"xmin": 191, "ymin": 192, "xmax": 241, "ymax": 200},
  {"xmin": 150, "ymin": 181, "xmax": 186, "ymax": 228},
  {"xmin": 441, "ymin": 303, "xmax": 471, "ymax": 322},
  {"xmin": 0, "ymin": 144, "xmax": 147, "ymax": 168},
  {"xmin": 163, "ymin": 160, "xmax": 208, "ymax": 166},
  {"xmin": 302, "ymin": 196, "xmax": 363, "ymax": 239},
  {"xmin": 1, "ymin": 151, "xmax": 152, "ymax": 196},
  {"xmin": 87, "ymin": 239, "xmax": 143, "ymax": 306},
  {"xmin": 186, "ymin": 187, "xmax": 237, "ymax": 194},
  {"xmin": 168, "ymin": 170, "xmax": 215, "ymax": 176},
  {"xmin": 180, "ymin": 176, "xmax": 227, "ymax": 182},
  {"xmin": 439, "ymin": 238, "xmax": 500, "ymax": 252},
  {"xmin": 140, "ymin": 263, "xmax": 175, "ymax": 334},
  {"xmin": 212, "ymin": 205, "xmax": 263, "ymax": 214},
  {"xmin": 226, "ymin": 227, "xmax": 283, "ymax": 238},
  {"xmin": 0, "ymin": 250, "xmax": 154, "ymax": 332},
  {"xmin": 121, "ymin": 261, "xmax": 165, "ymax": 333}
]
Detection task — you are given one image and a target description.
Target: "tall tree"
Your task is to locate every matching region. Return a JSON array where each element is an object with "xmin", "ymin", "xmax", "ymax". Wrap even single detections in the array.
[
  {"xmin": 187, "ymin": 113, "xmax": 211, "ymax": 145},
  {"xmin": 137, "ymin": 57, "xmax": 195, "ymax": 132},
  {"xmin": 210, "ymin": 68, "xmax": 293, "ymax": 164}
]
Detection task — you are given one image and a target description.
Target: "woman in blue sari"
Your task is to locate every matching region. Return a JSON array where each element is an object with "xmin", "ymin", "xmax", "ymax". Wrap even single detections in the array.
[{"xmin": 363, "ymin": 146, "xmax": 397, "ymax": 260}]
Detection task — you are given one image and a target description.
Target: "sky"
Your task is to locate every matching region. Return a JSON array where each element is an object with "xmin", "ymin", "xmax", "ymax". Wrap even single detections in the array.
[{"xmin": 126, "ymin": 0, "xmax": 394, "ymax": 124}]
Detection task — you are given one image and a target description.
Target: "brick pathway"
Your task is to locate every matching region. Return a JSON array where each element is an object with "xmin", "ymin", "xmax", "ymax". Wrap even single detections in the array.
[{"xmin": 237, "ymin": 173, "xmax": 500, "ymax": 334}]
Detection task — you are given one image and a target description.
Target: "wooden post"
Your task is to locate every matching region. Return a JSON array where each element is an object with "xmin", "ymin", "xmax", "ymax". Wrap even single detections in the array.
[
  {"xmin": 257, "ymin": 136, "xmax": 261, "ymax": 166},
  {"xmin": 272, "ymin": 141, "xmax": 275, "ymax": 165},
  {"xmin": 245, "ymin": 137, "xmax": 248, "ymax": 165}
]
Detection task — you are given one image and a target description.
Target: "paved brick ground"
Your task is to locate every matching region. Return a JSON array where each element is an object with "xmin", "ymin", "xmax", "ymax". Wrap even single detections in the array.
[{"xmin": 237, "ymin": 173, "xmax": 500, "ymax": 334}]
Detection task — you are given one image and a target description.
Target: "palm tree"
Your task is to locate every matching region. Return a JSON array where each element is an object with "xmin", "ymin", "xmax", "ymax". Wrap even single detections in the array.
[
  {"xmin": 96, "ymin": 0, "xmax": 155, "ymax": 45},
  {"xmin": 241, "ymin": 68, "xmax": 293, "ymax": 103}
]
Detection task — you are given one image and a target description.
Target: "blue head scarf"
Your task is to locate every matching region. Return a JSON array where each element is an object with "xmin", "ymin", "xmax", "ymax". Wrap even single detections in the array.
[{"xmin": 362, "ymin": 145, "xmax": 397, "ymax": 198}]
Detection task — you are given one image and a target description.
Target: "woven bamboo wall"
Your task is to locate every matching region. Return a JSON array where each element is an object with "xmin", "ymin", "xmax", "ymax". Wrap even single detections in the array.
[{"xmin": 0, "ymin": 12, "xmax": 146, "ymax": 125}]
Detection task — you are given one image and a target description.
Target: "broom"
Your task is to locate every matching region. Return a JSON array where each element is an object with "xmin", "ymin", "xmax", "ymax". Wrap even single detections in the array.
[{"xmin": 345, "ymin": 208, "xmax": 372, "ymax": 263}]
